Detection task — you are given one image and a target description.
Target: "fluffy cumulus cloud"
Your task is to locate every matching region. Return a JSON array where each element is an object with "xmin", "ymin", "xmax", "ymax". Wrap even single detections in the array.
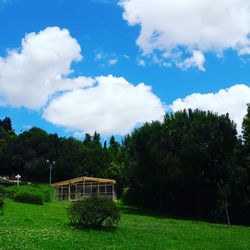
[
  {"xmin": 0, "ymin": 27, "xmax": 166, "ymax": 136},
  {"xmin": 120, "ymin": 0, "xmax": 250, "ymax": 70},
  {"xmin": 43, "ymin": 75, "xmax": 166, "ymax": 136},
  {"xmin": 0, "ymin": 27, "xmax": 94, "ymax": 109},
  {"xmin": 170, "ymin": 84, "xmax": 250, "ymax": 132}
]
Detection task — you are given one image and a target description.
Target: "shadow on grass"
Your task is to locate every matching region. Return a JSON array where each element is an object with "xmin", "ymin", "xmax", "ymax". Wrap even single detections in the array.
[
  {"xmin": 68, "ymin": 223, "xmax": 119, "ymax": 232},
  {"xmin": 118, "ymin": 202, "xmax": 226, "ymax": 226},
  {"xmin": 119, "ymin": 203, "xmax": 170, "ymax": 219}
]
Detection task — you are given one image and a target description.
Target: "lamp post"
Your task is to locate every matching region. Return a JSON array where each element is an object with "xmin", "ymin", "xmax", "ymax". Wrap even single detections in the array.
[
  {"xmin": 15, "ymin": 174, "xmax": 21, "ymax": 186},
  {"xmin": 47, "ymin": 160, "xmax": 55, "ymax": 200}
]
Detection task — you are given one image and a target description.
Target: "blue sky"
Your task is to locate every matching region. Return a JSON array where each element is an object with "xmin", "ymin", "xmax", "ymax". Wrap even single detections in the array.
[{"xmin": 0, "ymin": 0, "xmax": 250, "ymax": 138}]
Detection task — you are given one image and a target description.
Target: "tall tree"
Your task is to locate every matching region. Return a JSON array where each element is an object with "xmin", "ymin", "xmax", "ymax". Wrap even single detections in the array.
[
  {"xmin": 242, "ymin": 104, "xmax": 250, "ymax": 152},
  {"xmin": 123, "ymin": 109, "xmax": 238, "ymax": 220},
  {"xmin": 237, "ymin": 103, "xmax": 250, "ymax": 224},
  {"xmin": 82, "ymin": 132, "xmax": 106, "ymax": 177}
]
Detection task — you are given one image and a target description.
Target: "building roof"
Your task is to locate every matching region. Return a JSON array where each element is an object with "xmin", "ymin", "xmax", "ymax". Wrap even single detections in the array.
[
  {"xmin": 0, "ymin": 177, "xmax": 14, "ymax": 186},
  {"xmin": 52, "ymin": 176, "xmax": 116, "ymax": 187}
]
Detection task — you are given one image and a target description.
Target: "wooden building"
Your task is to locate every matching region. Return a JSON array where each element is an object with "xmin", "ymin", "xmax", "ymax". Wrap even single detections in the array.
[{"xmin": 52, "ymin": 176, "xmax": 116, "ymax": 201}]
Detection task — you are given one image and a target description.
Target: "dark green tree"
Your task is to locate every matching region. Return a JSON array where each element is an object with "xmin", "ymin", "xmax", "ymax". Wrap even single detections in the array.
[
  {"xmin": 0, "ymin": 117, "xmax": 13, "ymax": 132},
  {"xmin": 123, "ymin": 109, "xmax": 238, "ymax": 221},
  {"xmin": 82, "ymin": 132, "xmax": 106, "ymax": 177}
]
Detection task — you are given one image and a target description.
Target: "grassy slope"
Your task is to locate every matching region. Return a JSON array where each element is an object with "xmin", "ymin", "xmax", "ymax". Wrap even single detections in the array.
[{"xmin": 0, "ymin": 200, "xmax": 250, "ymax": 250}]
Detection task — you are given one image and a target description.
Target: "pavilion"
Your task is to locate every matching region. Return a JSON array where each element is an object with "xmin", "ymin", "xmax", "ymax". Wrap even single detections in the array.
[{"xmin": 52, "ymin": 176, "xmax": 116, "ymax": 201}]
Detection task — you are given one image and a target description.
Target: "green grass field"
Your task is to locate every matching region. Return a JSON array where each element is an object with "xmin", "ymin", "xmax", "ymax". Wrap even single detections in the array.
[{"xmin": 0, "ymin": 199, "xmax": 250, "ymax": 250}]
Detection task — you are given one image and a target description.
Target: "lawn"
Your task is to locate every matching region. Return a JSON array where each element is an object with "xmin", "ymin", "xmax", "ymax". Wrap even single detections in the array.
[{"xmin": 0, "ymin": 199, "xmax": 250, "ymax": 250}]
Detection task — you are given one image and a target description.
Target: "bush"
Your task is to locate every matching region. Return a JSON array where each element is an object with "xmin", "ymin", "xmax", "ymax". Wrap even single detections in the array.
[
  {"xmin": 68, "ymin": 196, "xmax": 120, "ymax": 229},
  {"xmin": 5, "ymin": 184, "xmax": 51, "ymax": 202},
  {"xmin": 4, "ymin": 186, "xmax": 17, "ymax": 199},
  {"xmin": 13, "ymin": 191, "xmax": 44, "ymax": 205}
]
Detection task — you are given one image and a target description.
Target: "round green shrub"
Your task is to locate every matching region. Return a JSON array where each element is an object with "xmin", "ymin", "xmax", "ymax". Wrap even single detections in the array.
[
  {"xmin": 13, "ymin": 191, "xmax": 44, "ymax": 205},
  {"xmin": 68, "ymin": 196, "xmax": 120, "ymax": 229}
]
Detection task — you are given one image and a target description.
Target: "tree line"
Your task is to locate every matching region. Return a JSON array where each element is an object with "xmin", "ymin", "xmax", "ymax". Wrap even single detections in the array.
[{"xmin": 0, "ymin": 105, "xmax": 249, "ymax": 225}]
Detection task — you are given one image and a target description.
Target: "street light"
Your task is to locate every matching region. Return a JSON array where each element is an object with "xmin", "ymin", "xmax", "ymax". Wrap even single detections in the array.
[
  {"xmin": 47, "ymin": 160, "xmax": 56, "ymax": 199},
  {"xmin": 15, "ymin": 174, "xmax": 21, "ymax": 186}
]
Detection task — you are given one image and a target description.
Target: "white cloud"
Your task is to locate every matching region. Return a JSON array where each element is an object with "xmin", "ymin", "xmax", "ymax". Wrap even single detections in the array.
[
  {"xmin": 0, "ymin": 27, "xmax": 94, "ymax": 109},
  {"xmin": 138, "ymin": 59, "xmax": 145, "ymax": 66},
  {"xmin": 177, "ymin": 51, "xmax": 205, "ymax": 71},
  {"xmin": 95, "ymin": 52, "xmax": 103, "ymax": 60},
  {"xmin": 43, "ymin": 75, "xmax": 165, "ymax": 136},
  {"xmin": 170, "ymin": 84, "xmax": 250, "ymax": 133},
  {"xmin": 120, "ymin": 0, "xmax": 250, "ymax": 70},
  {"xmin": 0, "ymin": 27, "xmax": 166, "ymax": 136},
  {"xmin": 123, "ymin": 54, "xmax": 130, "ymax": 60},
  {"xmin": 108, "ymin": 58, "xmax": 118, "ymax": 65},
  {"xmin": 95, "ymin": 50, "xmax": 119, "ymax": 66}
]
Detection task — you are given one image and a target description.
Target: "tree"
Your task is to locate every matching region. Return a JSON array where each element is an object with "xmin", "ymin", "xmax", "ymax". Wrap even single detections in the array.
[
  {"xmin": 82, "ymin": 132, "xmax": 106, "ymax": 177},
  {"xmin": 0, "ymin": 117, "xmax": 13, "ymax": 132},
  {"xmin": 242, "ymin": 104, "xmax": 250, "ymax": 175},
  {"xmin": 123, "ymin": 109, "xmax": 238, "ymax": 221},
  {"xmin": 217, "ymin": 181, "xmax": 231, "ymax": 225},
  {"xmin": 236, "ymin": 103, "xmax": 250, "ymax": 224},
  {"xmin": 1, "ymin": 113, "xmax": 250, "ymax": 225},
  {"xmin": 242, "ymin": 104, "xmax": 250, "ymax": 150}
]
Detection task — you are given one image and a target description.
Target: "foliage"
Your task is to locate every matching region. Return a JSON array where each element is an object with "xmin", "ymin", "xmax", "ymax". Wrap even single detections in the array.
[
  {"xmin": 237, "ymin": 104, "xmax": 250, "ymax": 224},
  {"xmin": 0, "ymin": 106, "xmax": 250, "ymax": 225},
  {"xmin": 242, "ymin": 104, "xmax": 250, "ymax": 149},
  {"xmin": 121, "ymin": 187, "xmax": 138, "ymax": 204},
  {"xmin": 5, "ymin": 184, "xmax": 50, "ymax": 202},
  {"xmin": 123, "ymin": 109, "xmax": 238, "ymax": 222},
  {"xmin": 82, "ymin": 132, "xmax": 106, "ymax": 177},
  {"xmin": 0, "ymin": 196, "xmax": 4, "ymax": 215},
  {"xmin": 0, "ymin": 117, "xmax": 13, "ymax": 132},
  {"xmin": 0, "ymin": 186, "xmax": 6, "ymax": 196},
  {"xmin": 68, "ymin": 196, "xmax": 120, "ymax": 228},
  {"xmin": 13, "ymin": 191, "xmax": 44, "ymax": 205}
]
